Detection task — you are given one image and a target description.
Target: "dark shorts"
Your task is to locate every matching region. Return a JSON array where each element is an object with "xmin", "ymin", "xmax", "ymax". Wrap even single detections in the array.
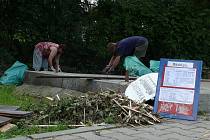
[{"xmin": 135, "ymin": 39, "xmax": 149, "ymax": 57}]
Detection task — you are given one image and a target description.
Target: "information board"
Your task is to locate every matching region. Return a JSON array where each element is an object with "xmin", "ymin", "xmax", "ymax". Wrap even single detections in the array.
[{"xmin": 153, "ymin": 58, "xmax": 202, "ymax": 120}]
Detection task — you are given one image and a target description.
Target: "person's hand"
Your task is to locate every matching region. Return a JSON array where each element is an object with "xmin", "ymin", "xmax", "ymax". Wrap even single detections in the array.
[
  {"xmin": 102, "ymin": 65, "xmax": 111, "ymax": 73},
  {"xmin": 106, "ymin": 67, "xmax": 114, "ymax": 74},
  {"xmin": 50, "ymin": 66, "xmax": 56, "ymax": 72}
]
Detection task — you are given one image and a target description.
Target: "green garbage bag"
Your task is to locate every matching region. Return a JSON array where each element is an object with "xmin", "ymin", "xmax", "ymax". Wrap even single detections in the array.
[
  {"xmin": 0, "ymin": 61, "xmax": 28, "ymax": 85},
  {"xmin": 150, "ymin": 60, "xmax": 160, "ymax": 72},
  {"xmin": 123, "ymin": 56, "xmax": 152, "ymax": 77}
]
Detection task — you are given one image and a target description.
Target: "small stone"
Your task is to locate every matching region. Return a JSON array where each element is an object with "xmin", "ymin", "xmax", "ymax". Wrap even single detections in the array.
[
  {"xmin": 95, "ymin": 131, "xmax": 101, "ymax": 136},
  {"xmin": 0, "ymin": 123, "xmax": 17, "ymax": 132}
]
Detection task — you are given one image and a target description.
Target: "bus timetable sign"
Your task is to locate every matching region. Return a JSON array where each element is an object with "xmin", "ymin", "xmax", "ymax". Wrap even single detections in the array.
[{"xmin": 153, "ymin": 58, "xmax": 203, "ymax": 120}]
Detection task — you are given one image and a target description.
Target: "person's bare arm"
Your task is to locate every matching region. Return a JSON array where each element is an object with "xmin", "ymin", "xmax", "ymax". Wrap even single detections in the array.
[
  {"xmin": 55, "ymin": 54, "xmax": 61, "ymax": 71},
  {"xmin": 108, "ymin": 56, "xmax": 116, "ymax": 66},
  {"xmin": 108, "ymin": 56, "xmax": 121, "ymax": 72},
  {"xmin": 48, "ymin": 47, "xmax": 57, "ymax": 68},
  {"xmin": 125, "ymin": 70, "xmax": 129, "ymax": 82},
  {"xmin": 102, "ymin": 56, "xmax": 116, "ymax": 73}
]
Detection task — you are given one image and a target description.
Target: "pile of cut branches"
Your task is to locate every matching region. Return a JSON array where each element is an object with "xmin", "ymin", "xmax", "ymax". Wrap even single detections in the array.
[{"xmin": 25, "ymin": 90, "xmax": 161, "ymax": 126}]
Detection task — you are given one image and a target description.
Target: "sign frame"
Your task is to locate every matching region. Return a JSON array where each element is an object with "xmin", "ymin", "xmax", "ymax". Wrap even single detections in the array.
[{"xmin": 153, "ymin": 58, "xmax": 203, "ymax": 120}]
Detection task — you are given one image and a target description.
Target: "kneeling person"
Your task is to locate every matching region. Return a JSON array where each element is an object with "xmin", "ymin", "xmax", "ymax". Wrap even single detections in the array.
[
  {"xmin": 33, "ymin": 42, "xmax": 64, "ymax": 72},
  {"xmin": 103, "ymin": 36, "xmax": 150, "ymax": 81}
]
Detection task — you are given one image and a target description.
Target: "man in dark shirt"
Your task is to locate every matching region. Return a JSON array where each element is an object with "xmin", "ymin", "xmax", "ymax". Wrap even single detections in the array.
[{"xmin": 103, "ymin": 36, "xmax": 148, "ymax": 74}]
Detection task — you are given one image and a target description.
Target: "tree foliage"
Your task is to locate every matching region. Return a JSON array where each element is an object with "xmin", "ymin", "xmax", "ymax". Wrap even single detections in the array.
[{"xmin": 0, "ymin": 0, "xmax": 209, "ymax": 73}]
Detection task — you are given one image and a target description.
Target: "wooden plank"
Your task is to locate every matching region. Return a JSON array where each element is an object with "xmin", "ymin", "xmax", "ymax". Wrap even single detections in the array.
[
  {"xmin": 36, "ymin": 75, "xmax": 137, "ymax": 80},
  {"xmin": 0, "ymin": 116, "xmax": 12, "ymax": 127},
  {"xmin": 0, "ymin": 105, "xmax": 20, "ymax": 111},
  {"xmin": 0, "ymin": 110, "xmax": 32, "ymax": 118}
]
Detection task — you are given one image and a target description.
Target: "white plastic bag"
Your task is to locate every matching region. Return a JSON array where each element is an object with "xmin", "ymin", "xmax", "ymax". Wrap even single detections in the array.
[{"xmin": 125, "ymin": 73, "xmax": 158, "ymax": 103}]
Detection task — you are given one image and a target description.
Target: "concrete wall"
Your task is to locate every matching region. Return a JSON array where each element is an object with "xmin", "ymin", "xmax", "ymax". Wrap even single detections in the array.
[
  {"xmin": 24, "ymin": 71, "xmax": 128, "ymax": 93},
  {"xmin": 199, "ymin": 81, "xmax": 210, "ymax": 113}
]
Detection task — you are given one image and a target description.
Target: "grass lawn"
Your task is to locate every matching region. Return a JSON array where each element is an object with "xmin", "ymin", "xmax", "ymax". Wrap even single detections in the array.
[
  {"xmin": 0, "ymin": 85, "xmax": 34, "ymax": 107},
  {"xmin": 0, "ymin": 85, "xmax": 68, "ymax": 139}
]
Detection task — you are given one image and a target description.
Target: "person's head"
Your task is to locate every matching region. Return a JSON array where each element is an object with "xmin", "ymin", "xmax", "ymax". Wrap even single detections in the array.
[
  {"xmin": 107, "ymin": 42, "xmax": 117, "ymax": 53},
  {"xmin": 58, "ymin": 44, "xmax": 65, "ymax": 54}
]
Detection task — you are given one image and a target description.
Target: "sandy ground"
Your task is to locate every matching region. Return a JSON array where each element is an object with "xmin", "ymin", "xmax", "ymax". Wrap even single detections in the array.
[{"xmin": 15, "ymin": 84, "xmax": 85, "ymax": 98}]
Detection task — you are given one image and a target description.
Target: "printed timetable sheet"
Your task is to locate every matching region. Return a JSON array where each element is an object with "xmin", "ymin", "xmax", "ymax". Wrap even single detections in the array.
[{"xmin": 163, "ymin": 67, "xmax": 196, "ymax": 88}]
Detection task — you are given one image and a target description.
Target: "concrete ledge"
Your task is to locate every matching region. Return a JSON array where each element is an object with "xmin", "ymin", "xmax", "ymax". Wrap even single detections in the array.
[{"xmin": 24, "ymin": 71, "xmax": 129, "ymax": 93}]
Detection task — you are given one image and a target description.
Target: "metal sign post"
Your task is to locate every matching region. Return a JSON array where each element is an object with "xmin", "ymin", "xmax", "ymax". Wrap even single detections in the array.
[{"xmin": 153, "ymin": 58, "xmax": 203, "ymax": 120}]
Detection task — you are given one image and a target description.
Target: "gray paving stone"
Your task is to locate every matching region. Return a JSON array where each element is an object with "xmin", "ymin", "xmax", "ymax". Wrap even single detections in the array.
[
  {"xmin": 129, "ymin": 126, "xmax": 148, "ymax": 130},
  {"xmin": 40, "ymin": 135, "xmax": 82, "ymax": 140},
  {"xmin": 102, "ymin": 132, "xmax": 139, "ymax": 140},
  {"xmin": 190, "ymin": 127, "xmax": 210, "ymax": 133},
  {"xmin": 197, "ymin": 120, "xmax": 210, "ymax": 124},
  {"xmin": 163, "ymin": 119, "xmax": 201, "ymax": 125},
  {"xmin": 97, "ymin": 129, "xmax": 116, "ymax": 135},
  {"xmin": 202, "ymin": 131, "xmax": 210, "ymax": 138},
  {"xmin": 29, "ymin": 125, "xmax": 116, "ymax": 139},
  {"xmin": 160, "ymin": 133, "xmax": 192, "ymax": 140},
  {"xmin": 193, "ymin": 121, "xmax": 210, "ymax": 129},
  {"xmin": 162, "ymin": 122, "xmax": 199, "ymax": 130},
  {"xmin": 149, "ymin": 124, "xmax": 174, "ymax": 130},
  {"xmin": 110, "ymin": 128, "xmax": 140, "ymax": 135},
  {"xmin": 130, "ymin": 127, "xmax": 174, "ymax": 136},
  {"xmin": 72, "ymin": 132, "xmax": 115, "ymax": 140},
  {"xmin": 204, "ymin": 137, "xmax": 210, "ymax": 140},
  {"xmin": 135, "ymin": 126, "xmax": 172, "ymax": 136},
  {"xmin": 148, "ymin": 129, "xmax": 173, "ymax": 136},
  {"xmin": 42, "ymin": 138, "xmax": 85, "ymax": 140},
  {"xmin": 177, "ymin": 124, "xmax": 202, "ymax": 130},
  {"xmin": 201, "ymin": 134, "xmax": 210, "ymax": 140},
  {"xmin": 135, "ymin": 126, "xmax": 156, "ymax": 132},
  {"xmin": 185, "ymin": 132, "xmax": 207, "ymax": 139},
  {"xmin": 186, "ymin": 129, "xmax": 210, "ymax": 139},
  {"xmin": 166, "ymin": 127, "xmax": 195, "ymax": 136},
  {"xmin": 162, "ymin": 121, "xmax": 190, "ymax": 126},
  {"xmin": 131, "ymin": 132, "xmax": 168, "ymax": 140}
]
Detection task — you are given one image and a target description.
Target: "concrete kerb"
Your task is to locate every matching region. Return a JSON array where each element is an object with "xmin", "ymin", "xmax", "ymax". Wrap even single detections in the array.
[
  {"xmin": 7, "ymin": 136, "xmax": 31, "ymax": 140},
  {"xmin": 6, "ymin": 125, "xmax": 119, "ymax": 140},
  {"xmin": 28, "ymin": 125, "xmax": 119, "ymax": 139}
]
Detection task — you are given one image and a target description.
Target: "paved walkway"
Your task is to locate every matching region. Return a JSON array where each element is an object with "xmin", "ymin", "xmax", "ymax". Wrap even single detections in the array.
[{"xmin": 9, "ymin": 117, "xmax": 210, "ymax": 140}]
